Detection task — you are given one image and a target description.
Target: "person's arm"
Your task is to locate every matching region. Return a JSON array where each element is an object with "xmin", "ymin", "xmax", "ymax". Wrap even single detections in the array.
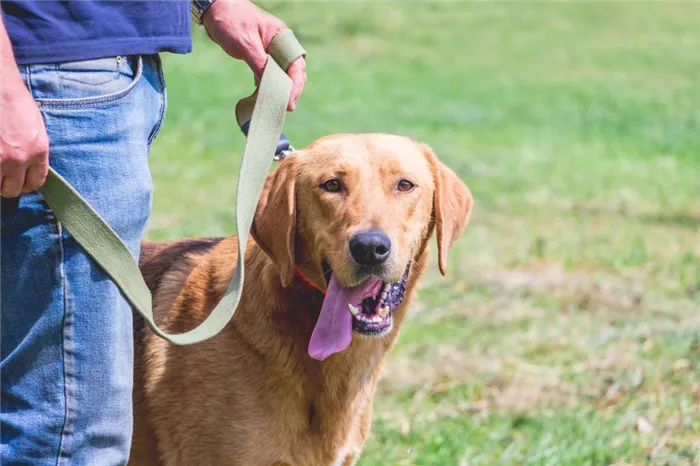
[
  {"xmin": 0, "ymin": 15, "xmax": 49, "ymax": 198},
  {"xmin": 199, "ymin": 0, "xmax": 307, "ymax": 111}
]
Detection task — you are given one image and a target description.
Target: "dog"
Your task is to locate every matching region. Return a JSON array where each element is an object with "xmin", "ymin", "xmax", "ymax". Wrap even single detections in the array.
[{"xmin": 129, "ymin": 133, "xmax": 473, "ymax": 465}]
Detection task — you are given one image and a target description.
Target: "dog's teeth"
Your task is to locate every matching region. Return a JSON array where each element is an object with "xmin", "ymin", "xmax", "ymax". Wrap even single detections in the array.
[
  {"xmin": 381, "ymin": 291, "xmax": 388, "ymax": 300},
  {"xmin": 378, "ymin": 306, "xmax": 389, "ymax": 318},
  {"xmin": 383, "ymin": 283, "xmax": 391, "ymax": 292},
  {"xmin": 348, "ymin": 304, "xmax": 359, "ymax": 316}
]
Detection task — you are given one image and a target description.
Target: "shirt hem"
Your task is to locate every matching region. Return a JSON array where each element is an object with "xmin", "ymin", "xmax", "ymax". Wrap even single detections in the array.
[{"xmin": 12, "ymin": 37, "xmax": 193, "ymax": 65}]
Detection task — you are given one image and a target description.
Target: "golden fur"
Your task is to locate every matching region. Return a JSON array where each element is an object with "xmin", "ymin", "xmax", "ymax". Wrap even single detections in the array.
[{"xmin": 130, "ymin": 134, "xmax": 473, "ymax": 465}]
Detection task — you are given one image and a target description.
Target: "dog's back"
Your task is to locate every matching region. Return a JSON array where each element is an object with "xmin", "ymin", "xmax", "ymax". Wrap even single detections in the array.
[{"xmin": 131, "ymin": 238, "xmax": 224, "ymax": 465}]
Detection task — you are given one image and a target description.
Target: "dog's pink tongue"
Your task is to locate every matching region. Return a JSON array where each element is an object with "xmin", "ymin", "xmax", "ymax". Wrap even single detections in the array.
[{"xmin": 308, "ymin": 276, "xmax": 373, "ymax": 361}]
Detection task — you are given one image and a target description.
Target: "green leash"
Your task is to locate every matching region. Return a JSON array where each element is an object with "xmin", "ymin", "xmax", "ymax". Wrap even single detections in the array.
[{"xmin": 37, "ymin": 30, "xmax": 306, "ymax": 345}]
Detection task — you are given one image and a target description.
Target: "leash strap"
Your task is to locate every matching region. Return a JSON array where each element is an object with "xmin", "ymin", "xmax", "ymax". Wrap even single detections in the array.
[{"xmin": 37, "ymin": 31, "xmax": 306, "ymax": 345}]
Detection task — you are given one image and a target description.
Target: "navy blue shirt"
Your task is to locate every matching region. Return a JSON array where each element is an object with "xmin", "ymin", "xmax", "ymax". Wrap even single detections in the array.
[{"xmin": 2, "ymin": 1, "xmax": 192, "ymax": 65}]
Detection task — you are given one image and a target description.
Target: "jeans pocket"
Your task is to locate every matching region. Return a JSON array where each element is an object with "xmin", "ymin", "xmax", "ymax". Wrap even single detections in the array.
[
  {"xmin": 57, "ymin": 57, "xmax": 121, "ymax": 86},
  {"xmin": 34, "ymin": 56, "xmax": 143, "ymax": 110}
]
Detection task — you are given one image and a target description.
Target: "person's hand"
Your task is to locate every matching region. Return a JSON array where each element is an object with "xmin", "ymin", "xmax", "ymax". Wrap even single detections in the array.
[
  {"xmin": 0, "ymin": 76, "xmax": 49, "ymax": 198},
  {"xmin": 202, "ymin": 0, "xmax": 307, "ymax": 111}
]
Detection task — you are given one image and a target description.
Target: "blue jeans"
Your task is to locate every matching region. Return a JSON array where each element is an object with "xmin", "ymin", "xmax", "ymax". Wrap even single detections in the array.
[{"xmin": 1, "ymin": 55, "xmax": 165, "ymax": 464}]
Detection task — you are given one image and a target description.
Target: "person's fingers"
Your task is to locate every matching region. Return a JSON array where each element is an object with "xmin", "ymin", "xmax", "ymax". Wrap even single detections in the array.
[
  {"xmin": 1, "ymin": 162, "xmax": 27, "ymax": 198},
  {"xmin": 244, "ymin": 36, "xmax": 269, "ymax": 81},
  {"xmin": 21, "ymin": 162, "xmax": 48, "ymax": 194},
  {"xmin": 260, "ymin": 17, "xmax": 286, "ymax": 49},
  {"xmin": 286, "ymin": 57, "xmax": 307, "ymax": 111}
]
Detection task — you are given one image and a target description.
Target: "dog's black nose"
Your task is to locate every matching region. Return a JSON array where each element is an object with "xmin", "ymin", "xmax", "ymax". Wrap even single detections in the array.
[{"xmin": 349, "ymin": 229, "xmax": 391, "ymax": 266}]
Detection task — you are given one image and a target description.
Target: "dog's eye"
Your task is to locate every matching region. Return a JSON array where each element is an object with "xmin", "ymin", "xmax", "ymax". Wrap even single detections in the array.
[
  {"xmin": 397, "ymin": 179, "xmax": 415, "ymax": 192},
  {"xmin": 320, "ymin": 179, "xmax": 342, "ymax": 193}
]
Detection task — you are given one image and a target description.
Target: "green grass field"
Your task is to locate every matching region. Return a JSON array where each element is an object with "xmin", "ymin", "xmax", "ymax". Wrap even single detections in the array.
[{"xmin": 147, "ymin": 3, "xmax": 700, "ymax": 464}]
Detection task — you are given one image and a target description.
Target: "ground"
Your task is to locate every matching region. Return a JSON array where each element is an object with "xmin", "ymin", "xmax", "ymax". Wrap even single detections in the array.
[{"xmin": 146, "ymin": 3, "xmax": 700, "ymax": 465}]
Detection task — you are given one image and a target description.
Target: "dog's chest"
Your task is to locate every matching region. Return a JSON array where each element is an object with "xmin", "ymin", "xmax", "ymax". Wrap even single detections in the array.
[
  {"xmin": 275, "ymin": 382, "xmax": 372, "ymax": 466},
  {"xmin": 295, "ymin": 408, "xmax": 365, "ymax": 466}
]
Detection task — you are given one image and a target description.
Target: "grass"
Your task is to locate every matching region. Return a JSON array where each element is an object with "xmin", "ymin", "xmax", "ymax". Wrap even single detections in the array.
[{"xmin": 147, "ymin": 2, "xmax": 700, "ymax": 464}]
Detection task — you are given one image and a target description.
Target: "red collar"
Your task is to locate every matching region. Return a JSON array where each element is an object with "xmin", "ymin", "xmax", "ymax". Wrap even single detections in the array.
[{"xmin": 293, "ymin": 268, "xmax": 326, "ymax": 298}]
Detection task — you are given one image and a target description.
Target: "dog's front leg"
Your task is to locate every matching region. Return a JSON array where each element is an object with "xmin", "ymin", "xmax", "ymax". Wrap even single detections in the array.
[{"xmin": 340, "ymin": 454, "xmax": 359, "ymax": 466}]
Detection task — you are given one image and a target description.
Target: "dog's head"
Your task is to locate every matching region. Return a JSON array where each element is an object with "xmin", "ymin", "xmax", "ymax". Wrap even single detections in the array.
[{"xmin": 252, "ymin": 134, "xmax": 472, "ymax": 360}]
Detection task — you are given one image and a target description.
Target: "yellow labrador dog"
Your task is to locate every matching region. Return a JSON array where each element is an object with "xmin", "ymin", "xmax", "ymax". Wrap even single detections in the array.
[{"xmin": 130, "ymin": 133, "xmax": 473, "ymax": 465}]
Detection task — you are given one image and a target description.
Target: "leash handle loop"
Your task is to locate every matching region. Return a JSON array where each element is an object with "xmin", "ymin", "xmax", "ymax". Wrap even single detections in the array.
[{"xmin": 38, "ymin": 30, "xmax": 306, "ymax": 345}]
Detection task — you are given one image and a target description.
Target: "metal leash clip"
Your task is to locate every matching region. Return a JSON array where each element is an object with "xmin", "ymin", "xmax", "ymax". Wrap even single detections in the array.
[{"xmin": 240, "ymin": 121, "xmax": 294, "ymax": 161}]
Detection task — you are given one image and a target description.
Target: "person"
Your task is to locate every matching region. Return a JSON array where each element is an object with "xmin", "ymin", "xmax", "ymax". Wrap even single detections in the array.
[{"xmin": 0, "ymin": 0, "xmax": 306, "ymax": 463}]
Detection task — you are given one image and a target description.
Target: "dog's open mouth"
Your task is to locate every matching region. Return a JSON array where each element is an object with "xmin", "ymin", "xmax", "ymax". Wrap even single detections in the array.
[
  {"xmin": 308, "ymin": 262, "xmax": 409, "ymax": 361},
  {"xmin": 348, "ymin": 272, "xmax": 407, "ymax": 336}
]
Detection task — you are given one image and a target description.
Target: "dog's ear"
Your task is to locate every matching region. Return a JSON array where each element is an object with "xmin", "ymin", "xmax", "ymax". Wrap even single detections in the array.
[
  {"xmin": 423, "ymin": 144, "xmax": 473, "ymax": 276},
  {"xmin": 252, "ymin": 157, "xmax": 298, "ymax": 287}
]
